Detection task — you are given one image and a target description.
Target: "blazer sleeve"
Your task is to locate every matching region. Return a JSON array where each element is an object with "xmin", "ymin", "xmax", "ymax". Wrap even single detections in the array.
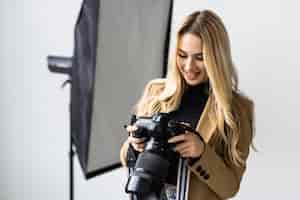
[
  {"xmin": 187, "ymin": 97, "xmax": 254, "ymax": 199},
  {"xmin": 120, "ymin": 78, "xmax": 166, "ymax": 167}
]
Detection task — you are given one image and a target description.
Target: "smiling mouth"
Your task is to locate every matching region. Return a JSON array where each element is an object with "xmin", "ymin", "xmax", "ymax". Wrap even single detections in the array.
[{"xmin": 185, "ymin": 72, "xmax": 200, "ymax": 80}]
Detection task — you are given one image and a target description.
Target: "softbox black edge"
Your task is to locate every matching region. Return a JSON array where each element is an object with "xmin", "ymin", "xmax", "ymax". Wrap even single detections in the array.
[
  {"xmin": 163, "ymin": 0, "xmax": 174, "ymax": 78},
  {"xmin": 71, "ymin": 135, "xmax": 87, "ymax": 177},
  {"xmin": 85, "ymin": 0, "xmax": 100, "ymax": 172},
  {"xmin": 70, "ymin": 0, "xmax": 100, "ymax": 175},
  {"xmin": 85, "ymin": 162, "xmax": 122, "ymax": 180}
]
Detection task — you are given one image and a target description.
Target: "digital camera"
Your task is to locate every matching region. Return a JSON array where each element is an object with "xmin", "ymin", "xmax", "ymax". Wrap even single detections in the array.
[{"xmin": 125, "ymin": 112, "xmax": 200, "ymax": 196}]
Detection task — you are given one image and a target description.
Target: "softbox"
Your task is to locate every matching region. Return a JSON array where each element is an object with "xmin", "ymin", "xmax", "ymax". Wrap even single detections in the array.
[{"xmin": 49, "ymin": 0, "xmax": 174, "ymax": 179}]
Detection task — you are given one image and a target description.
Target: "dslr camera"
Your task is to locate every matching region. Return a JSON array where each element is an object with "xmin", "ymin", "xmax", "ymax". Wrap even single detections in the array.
[{"xmin": 125, "ymin": 112, "xmax": 201, "ymax": 197}]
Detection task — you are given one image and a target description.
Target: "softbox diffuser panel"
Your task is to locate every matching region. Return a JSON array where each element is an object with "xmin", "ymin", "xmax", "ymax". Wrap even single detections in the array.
[{"xmin": 71, "ymin": 0, "xmax": 173, "ymax": 178}]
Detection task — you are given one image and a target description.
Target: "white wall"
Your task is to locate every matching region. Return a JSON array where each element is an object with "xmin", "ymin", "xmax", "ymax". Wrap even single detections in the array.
[
  {"xmin": 1, "ymin": 0, "xmax": 299, "ymax": 199},
  {"xmin": 170, "ymin": 0, "xmax": 300, "ymax": 199},
  {"xmin": 0, "ymin": 0, "xmax": 126, "ymax": 199}
]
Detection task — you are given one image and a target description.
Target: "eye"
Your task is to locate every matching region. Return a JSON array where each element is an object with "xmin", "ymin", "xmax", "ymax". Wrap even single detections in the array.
[
  {"xmin": 196, "ymin": 56, "xmax": 203, "ymax": 61},
  {"xmin": 178, "ymin": 53, "xmax": 187, "ymax": 58}
]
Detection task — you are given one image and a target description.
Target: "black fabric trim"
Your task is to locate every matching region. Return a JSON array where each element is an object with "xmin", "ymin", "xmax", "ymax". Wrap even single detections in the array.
[
  {"xmin": 85, "ymin": 162, "xmax": 122, "ymax": 179},
  {"xmin": 162, "ymin": 0, "xmax": 174, "ymax": 78},
  {"xmin": 70, "ymin": 0, "xmax": 100, "ymax": 175}
]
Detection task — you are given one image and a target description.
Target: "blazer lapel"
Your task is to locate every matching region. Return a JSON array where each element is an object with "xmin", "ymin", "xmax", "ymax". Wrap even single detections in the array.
[
  {"xmin": 195, "ymin": 94, "xmax": 217, "ymax": 143},
  {"xmin": 180, "ymin": 94, "xmax": 217, "ymax": 200}
]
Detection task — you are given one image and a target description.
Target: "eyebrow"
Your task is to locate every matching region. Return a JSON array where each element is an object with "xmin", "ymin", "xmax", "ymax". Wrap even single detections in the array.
[{"xmin": 178, "ymin": 49, "xmax": 203, "ymax": 56}]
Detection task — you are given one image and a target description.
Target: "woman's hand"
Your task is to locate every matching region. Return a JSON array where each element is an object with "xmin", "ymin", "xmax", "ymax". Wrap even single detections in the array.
[
  {"xmin": 168, "ymin": 131, "xmax": 205, "ymax": 158},
  {"xmin": 126, "ymin": 125, "xmax": 146, "ymax": 152}
]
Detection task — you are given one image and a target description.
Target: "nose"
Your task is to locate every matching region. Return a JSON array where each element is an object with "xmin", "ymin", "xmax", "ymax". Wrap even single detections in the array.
[{"xmin": 184, "ymin": 57, "xmax": 194, "ymax": 71}]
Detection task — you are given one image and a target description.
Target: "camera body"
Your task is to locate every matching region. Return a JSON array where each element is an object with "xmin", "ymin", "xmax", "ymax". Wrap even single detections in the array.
[
  {"xmin": 132, "ymin": 112, "xmax": 186, "ymax": 154},
  {"xmin": 125, "ymin": 112, "xmax": 195, "ymax": 196}
]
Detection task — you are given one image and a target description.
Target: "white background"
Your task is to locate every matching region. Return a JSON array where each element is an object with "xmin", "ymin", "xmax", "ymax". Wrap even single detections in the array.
[{"xmin": 1, "ymin": 0, "xmax": 299, "ymax": 199}]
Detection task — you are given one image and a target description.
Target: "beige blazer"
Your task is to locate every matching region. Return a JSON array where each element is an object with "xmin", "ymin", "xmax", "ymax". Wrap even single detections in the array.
[{"xmin": 120, "ymin": 79, "xmax": 254, "ymax": 200}]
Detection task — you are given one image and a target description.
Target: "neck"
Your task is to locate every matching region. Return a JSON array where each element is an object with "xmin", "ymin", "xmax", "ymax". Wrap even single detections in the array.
[{"xmin": 185, "ymin": 81, "xmax": 209, "ymax": 93}]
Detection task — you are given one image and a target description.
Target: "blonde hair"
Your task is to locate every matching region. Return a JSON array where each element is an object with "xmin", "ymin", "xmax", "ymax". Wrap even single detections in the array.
[{"xmin": 132, "ymin": 10, "xmax": 254, "ymax": 167}]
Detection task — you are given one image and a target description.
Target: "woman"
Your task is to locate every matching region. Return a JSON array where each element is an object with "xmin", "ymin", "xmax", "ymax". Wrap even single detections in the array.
[{"xmin": 120, "ymin": 9, "xmax": 255, "ymax": 200}]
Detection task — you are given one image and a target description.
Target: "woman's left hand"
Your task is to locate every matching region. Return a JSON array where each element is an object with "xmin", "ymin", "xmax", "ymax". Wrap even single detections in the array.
[{"xmin": 168, "ymin": 131, "xmax": 205, "ymax": 158}]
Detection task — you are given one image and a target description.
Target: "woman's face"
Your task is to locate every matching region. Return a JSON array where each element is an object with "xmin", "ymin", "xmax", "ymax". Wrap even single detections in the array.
[{"xmin": 177, "ymin": 33, "xmax": 209, "ymax": 86}]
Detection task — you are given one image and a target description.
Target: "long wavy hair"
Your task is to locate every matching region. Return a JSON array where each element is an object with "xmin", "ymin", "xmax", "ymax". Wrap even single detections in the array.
[{"xmin": 133, "ymin": 10, "xmax": 254, "ymax": 167}]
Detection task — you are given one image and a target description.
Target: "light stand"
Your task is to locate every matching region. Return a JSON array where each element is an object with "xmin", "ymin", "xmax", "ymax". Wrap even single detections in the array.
[{"xmin": 47, "ymin": 55, "xmax": 74, "ymax": 200}]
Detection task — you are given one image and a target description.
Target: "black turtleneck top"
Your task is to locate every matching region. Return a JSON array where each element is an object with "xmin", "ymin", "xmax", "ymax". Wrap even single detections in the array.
[
  {"xmin": 128, "ymin": 81, "xmax": 210, "ymax": 185},
  {"xmin": 165, "ymin": 81, "xmax": 209, "ymax": 185},
  {"xmin": 168, "ymin": 81, "xmax": 210, "ymax": 129}
]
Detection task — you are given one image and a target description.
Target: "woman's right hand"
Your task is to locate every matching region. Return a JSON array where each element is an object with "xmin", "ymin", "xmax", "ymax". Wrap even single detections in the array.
[{"xmin": 126, "ymin": 125, "xmax": 146, "ymax": 152}]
